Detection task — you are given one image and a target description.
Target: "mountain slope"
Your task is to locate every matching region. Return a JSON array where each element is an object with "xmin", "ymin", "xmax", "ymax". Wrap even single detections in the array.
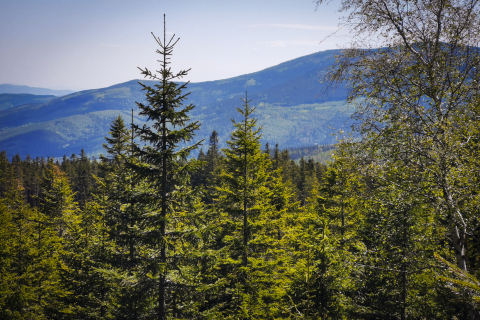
[
  {"xmin": 0, "ymin": 84, "xmax": 76, "ymax": 96},
  {"xmin": 0, "ymin": 94, "xmax": 56, "ymax": 111},
  {"xmin": 0, "ymin": 49, "xmax": 352, "ymax": 158}
]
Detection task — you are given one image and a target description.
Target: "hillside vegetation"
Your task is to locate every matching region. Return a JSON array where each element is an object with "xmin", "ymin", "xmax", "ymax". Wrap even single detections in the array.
[
  {"xmin": 0, "ymin": 49, "xmax": 350, "ymax": 158},
  {"xmin": 0, "ymin": 94, "xmax": 56, "ymax": 111},
  {"xmin": 2, "ymin": 2, "xmax": 480, "ymax": 318}
]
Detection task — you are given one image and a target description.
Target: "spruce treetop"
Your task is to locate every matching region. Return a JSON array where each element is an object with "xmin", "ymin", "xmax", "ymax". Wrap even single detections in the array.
[{"xmin": 134, "ymin": 15, "xmax": 202, "ymax": 164}]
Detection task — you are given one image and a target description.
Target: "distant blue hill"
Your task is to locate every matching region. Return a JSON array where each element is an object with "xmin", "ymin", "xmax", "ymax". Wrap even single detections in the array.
[
  {"xmin": 0, "ymin": 84, "xmax": 76, "ymax": 96},
  {"xmin": 0, "ymin": 94, "xmax": 57, "ymax": 111},
  {"xmin": 0, "ymin": 49, "xmax": 353, "ymax": 159}
]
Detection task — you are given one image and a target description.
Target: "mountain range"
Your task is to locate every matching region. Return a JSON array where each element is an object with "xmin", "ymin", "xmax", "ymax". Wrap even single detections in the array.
[
  {"xmin": 0, "ymin": 94, "xmax": 57, "ymax": 112},
  {"xmin": 0, "ymin": 84, "xmax": 76, "ymax": 96},
  {"xmin": 0, "ymin": 49, "xmax": 352, "ymax": 159}
]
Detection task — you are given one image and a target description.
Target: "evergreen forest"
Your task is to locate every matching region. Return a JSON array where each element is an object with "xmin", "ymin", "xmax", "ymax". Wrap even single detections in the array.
[{"xmin": 2, "ymin": 1, "xmax": 480, "ymax": 319}]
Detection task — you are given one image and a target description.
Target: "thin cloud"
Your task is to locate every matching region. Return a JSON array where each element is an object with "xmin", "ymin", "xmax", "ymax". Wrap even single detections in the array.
[{"xmin": 251, "ymin": 23, "xmax": 337, "ymax": 31}]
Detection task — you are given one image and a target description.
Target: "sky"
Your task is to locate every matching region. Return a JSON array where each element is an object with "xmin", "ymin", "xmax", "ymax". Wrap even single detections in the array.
[{"xmin": 0, "ymin": 0, "xmax": 346, "ymax": 90}]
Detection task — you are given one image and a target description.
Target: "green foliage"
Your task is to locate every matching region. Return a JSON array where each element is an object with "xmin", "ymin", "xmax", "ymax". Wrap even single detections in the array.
[
  {"xmin": 436, "ymin": 254, "xmax": 480, "ymax": 305},
  {"xmin": 3, "ymin": 1, "xmax": 480, "ymax": 316},
  {"xmin": 130, "ymin": 18, "xmax": 203, "ymax": 319},
  {"xmin": 2, "ymin": 105, "xmax": 479, "ymax": 318},
  {"xmin": 0, "ymin": 50, "xmax": 352, "ymax": 158},
  {"xmin": 0, "ymin": 157, "xmax": 72, "ymax": 319},
  {"xmin": 199, "ymin": 94, "xmax": 296, "ymax": 318},
  {"xmin": 97, "ymin": 114, "xmax": 155, "ymax": 318},
  {"xmin": 284, "ymin": 163, "xmax": 358, "ymax": 319}
]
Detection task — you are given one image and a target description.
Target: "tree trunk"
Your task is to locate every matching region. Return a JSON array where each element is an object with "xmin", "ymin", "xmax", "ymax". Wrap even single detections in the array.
[
  {"xmin": 401, "ymin": 209, "xmax": 407, "ymax": 320},
  {"xmin": 158, "ymin": 17, "xmax": 167, "ymax": 320},
  {"xmin": 451, "ymin": 224, "xmax": 467, "ymax": 271},
  {"xmin": 243, "ymin": 96, "xmax": 248, "ymax": 269},
  {"xmin": 444, "ymin": 188, "xmax": 468, "ymax": 271}
]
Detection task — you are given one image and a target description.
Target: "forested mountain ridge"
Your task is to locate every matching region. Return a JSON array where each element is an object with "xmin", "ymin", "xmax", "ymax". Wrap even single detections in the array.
[
  {"xmin": 0, "ymin": 84, "xmax": 76, "ymax": 96},
  {"xmin": 0, "ymin": 94, "xmax": 56, "ymax": 111},
  {"xmin": 0, "ymin": 49, "xmax": 351, "ymax": 158},
  {"xmin": 3, "ymin": 0, "xmax": 480, "ymax": 316}
]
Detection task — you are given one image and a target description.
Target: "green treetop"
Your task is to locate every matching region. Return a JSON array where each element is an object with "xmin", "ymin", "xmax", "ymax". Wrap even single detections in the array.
[
  {"xmin": 132, "ymin": 15, "xmax": 203, "ymax": 320},
  {"xmin": 202, "ymin": 93, "xmax": 293, "ymax": 319}
]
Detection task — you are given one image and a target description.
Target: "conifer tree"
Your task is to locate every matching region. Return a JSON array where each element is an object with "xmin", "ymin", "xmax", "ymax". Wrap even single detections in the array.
[
  {"xmin": 0, "ymin": 159, "xmax": 44, "ymax": 319},
  {"xmin": 204, "ymin": 93, "xmax": 292, "ymax": 318},
  {"xmin": 191, "ymin": 130, "xmax": 221, "ymax": 192},
  {"xmin": 298, "ymin": 157, "xmax": 307, "ymax": 206},
  {"xmin": 284, "ymin": 163, "xmax": 357, "ymax": 319},
  {"xmin": 97, "ymin": 114, "xmax": 154, "ymax": 318},
  {"xmin": 0, "ymin": 158, "xmax": 71, "ymax": 319},
  {"xmin": 191, "ymin": 149, "xmax": 207, "ymax": 188},
  {"xmin": 201, "ymin": 130, "xmax": 223, "ymax": 203},
  {"xmin": 72, "ymin": 149, "xmax": 94, "ymax": 207},
  {"xmin": 133, "ymin": 16, "xmax": 202, "ymax": 319},
  {"xmin": 61, "ymin": 199, "xmax": 116, "ymax": 320},
  {"xmin": 273, "ymin": 143, "xmax": 280, "ymax": 170},
  {"xmin": 264, "ymin": 143, "xmax": 271, "ymax": 159},
  {"xmin": 38, "ymin": 161, "xmax": 78, "ymax": 235},
  {"xmin": 205, "ymin": 130, "xmax": 220, "ymax": 179},
  {"xmin": 36, "ymin": 160, "xmax": 80, "ymax": 318}
]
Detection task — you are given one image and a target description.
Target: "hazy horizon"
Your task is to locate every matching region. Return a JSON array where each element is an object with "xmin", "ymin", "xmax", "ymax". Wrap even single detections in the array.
[
  {"xmin": 0, "ymin": 0, "xmax": 345, "ymax": 90},
  {"xmin": 1, "ymin": 47, "xmax": 342, "ymax": 92}
]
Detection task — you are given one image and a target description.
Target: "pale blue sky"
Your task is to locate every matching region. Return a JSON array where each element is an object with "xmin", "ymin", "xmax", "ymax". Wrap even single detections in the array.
[{"xmin": 0, "ymin": 0, "xmax": 345, "ymax": 90}]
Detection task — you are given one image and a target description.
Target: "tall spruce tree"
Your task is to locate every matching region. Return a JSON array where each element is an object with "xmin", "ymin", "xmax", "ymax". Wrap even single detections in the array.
[
  {"xmin": 191, "ymin": 149, "xmax": 207, "ymax": 188},
  {"xmin": 203, "ymin": 93, "xmax": 292, "ymax": 318},
  {"xmin": 196, "ymin": 130, "xmax": 223, "ymax": 203},
  {"xmin": 133, "ymin": 15, "xmax": 202, "ymax": 320},
  {"xmin": 191, "ymin": 130, "xmax": 221, "ymax": 192},
  {"xmin": 205, "ymin": 130, "xmax": 221, "ymax": 182}
]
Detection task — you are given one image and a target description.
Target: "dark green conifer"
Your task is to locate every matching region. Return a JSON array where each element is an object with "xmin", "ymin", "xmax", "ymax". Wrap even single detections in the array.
[
  {"xmin": 264, "ymin": 142, "xmax": 271, "ymax": 159},
  {"xmin": 191, "ymin": 149, "xmax": 207, "ymax": 188},
  {"xmin": 197, "ymin": 130, "xmax": 223, "ymax": 203},
  {"xmin": 97, "ymin": 114, "xmax": 153, "ymax": 318},
  {"xmin": 132, "ymin": 16, "xmax": 202, "ymax": 320},
  {"xmin": 273, "ymin": 143, "xmax": 280, "ymax": 170},
  {"xmin": 205, "ymin": 130, "xmax": 220, "ymax": 177}
]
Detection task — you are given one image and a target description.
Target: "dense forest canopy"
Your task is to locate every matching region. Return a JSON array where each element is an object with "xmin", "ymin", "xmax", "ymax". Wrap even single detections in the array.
[{"xmin": 2, "ymin": 2, "xmax": 480, "ymax": 319}]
